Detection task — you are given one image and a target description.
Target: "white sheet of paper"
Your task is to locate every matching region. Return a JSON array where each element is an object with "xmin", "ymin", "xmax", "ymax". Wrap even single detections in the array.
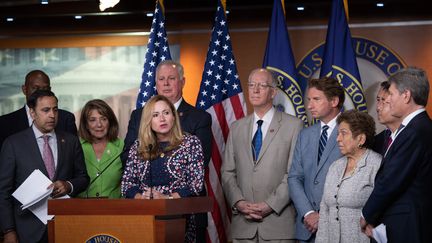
[
  {"xmin": 11, "ymin": 169, "xmax": 72, "ymax": 225},
  {"xmin": 12, "ymin": 169, "xmax": 52, "ymax": 208},
  {"xmin": 372, "ymin": 223, "xmax": 387, "ymax": 243}
]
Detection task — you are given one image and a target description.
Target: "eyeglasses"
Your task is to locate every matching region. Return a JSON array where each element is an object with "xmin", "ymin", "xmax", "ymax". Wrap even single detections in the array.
[{"xmin": 247, "ymin": 82, "xmax": 274, "ymax": 90}]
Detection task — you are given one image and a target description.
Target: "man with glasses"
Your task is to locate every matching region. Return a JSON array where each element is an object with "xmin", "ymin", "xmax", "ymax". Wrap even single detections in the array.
[
  {"xmin": 0, "ymin": 70, "xmax": 77, "ymax": 148},
  {"xmin": 222, "ymin": 68, "xmax": 303, "ymax": 242},
  {"xmin": 288, "ymin": 77, "xmax": 344, "ymax": 242}
]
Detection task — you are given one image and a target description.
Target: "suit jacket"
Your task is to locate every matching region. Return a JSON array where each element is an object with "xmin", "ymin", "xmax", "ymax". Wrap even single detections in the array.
[
  {"xmin": 78, "ymin": 138, "xmax": 124, "ymax": 199},
  {"xmin": 362, "ymin": 111, "xmax": 432, "ymax": 243},
  {"xmin": 316, "ymin": 149, "xmax": 382, "ymax": 243},
  {"xmin": 221, "ymin": 111, "xmax": 303, "ymax": 240},
  {"xmin": 122, "ymin": 99, "xmax": 212, "ymax": 229},
  {"xmin": 288, "ymin": 122, "xmax": 342, "ymax": 241},
  {"xmin": 0, "ymin": 128, "xmax": 89, "ymax": 242},
  {"xmin": 0, "ymin": 106, "xmax": 77, "ymax": 149},
  {"xmin": 372, "ymin": 129, "xmax": 391, "ymax": 156}
]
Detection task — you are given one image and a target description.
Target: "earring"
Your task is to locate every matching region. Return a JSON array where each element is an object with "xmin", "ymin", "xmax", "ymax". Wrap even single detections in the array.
[{"xmin": 358, "ymin": 144, "xmax": 362, "ymax": 148}]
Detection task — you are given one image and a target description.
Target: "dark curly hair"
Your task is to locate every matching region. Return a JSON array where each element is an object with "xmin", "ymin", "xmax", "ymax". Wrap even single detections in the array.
[{"xmin": 336, "ymin": 110, "xmax": 376, "ymax": 149}]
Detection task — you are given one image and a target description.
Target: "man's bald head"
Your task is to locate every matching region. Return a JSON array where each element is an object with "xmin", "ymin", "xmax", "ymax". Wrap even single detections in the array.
[{"xmin": 22, "ymin": 70, "xmax": 51, "ymax": 101}]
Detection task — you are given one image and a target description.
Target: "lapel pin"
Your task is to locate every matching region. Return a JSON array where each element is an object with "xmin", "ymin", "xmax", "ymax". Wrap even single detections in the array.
[
  {"xmin": 61, "ymin": 138, "xmax": 65, "ymax": 143},
  {"xmin": 179, "ymin": 112, "xmax": 184, "ymax": 117}
]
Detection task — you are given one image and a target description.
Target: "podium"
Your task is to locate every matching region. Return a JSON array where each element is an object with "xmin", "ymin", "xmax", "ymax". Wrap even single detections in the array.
[{"xmin": 48, "ymin": 197, "xmax": 212, "ymax": 243}]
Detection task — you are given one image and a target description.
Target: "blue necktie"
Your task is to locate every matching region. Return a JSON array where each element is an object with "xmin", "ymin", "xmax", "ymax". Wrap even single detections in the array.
[
  {"xmin": 318, "ymin": 125, "xmax": 329, "ymax": 165},
  {"xmin": 252, "ymin": 120, "xmax": 263, "ymax": 161}
]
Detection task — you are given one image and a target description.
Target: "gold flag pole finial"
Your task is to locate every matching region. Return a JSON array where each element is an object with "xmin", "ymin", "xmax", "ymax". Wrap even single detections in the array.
[
  {"xmin": 281, "ymin": 0, "xmax": 286, "ymax": 16},
  {"xmin": 343, "ymin": 0, "xmax": 349, "ymax": 20},
  {"xmin": 221, "ymin": 0, "xmax": 227, "ymax": 14},
  {"xmin": 159, "ymin": 0, "xmax": 165, "ymax": 14}
]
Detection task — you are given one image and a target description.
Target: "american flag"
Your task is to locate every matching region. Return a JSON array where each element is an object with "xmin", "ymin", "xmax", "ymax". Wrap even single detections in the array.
[
  {"xmin": 136, "ymin": 0, "xmax": 171, "ymax": 108},
  {"xmin": 196, "ymin": 0, "xmax": 247, "ymax": 242}
]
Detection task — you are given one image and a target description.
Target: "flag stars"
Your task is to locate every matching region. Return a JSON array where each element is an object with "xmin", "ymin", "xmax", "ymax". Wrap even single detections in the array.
[
  {"xmin": 212, "ymin": 50, "xmax": 218, "ymax": 56},
  {"xmin": 202, "ymin": 90, "xmax": 208, "ymax": 96},
  {"xmin": 229, "ymin": 58, "xmax": 235, "ymax": 65},
  {"xmin": 226, "ymin": 35, "xmax": 230, "ymax": 40},
  {"xmin": 211, "ymin": 94, "xmax": 216, "ymax": 100},
  {"xmin": 209, "ymin": 60, "xmax": 215, "ymax": 66},
  {"xmin": 226, "ymin": 69, "xmax": 232, "ymax": 75},
  {"xmin": 222, "ymin": 44, "xmax": 228, "ymax": 50},
  {"xmin": 152, "ymin": 51, "xmax": 157, "ymax": 57},
  {"xmin": 217, "ymin": 30, "xmax": 223, "ymax": 36},
  {"xmin": 213, "ymin": 84, "xmax": 219, "ymax": 90},
  {"xmin": 199, "ymin": 100, "xmax": 205, "ymax": 107},
  {"xmin": 207, "ymin": 70, "xmax": 213, "ymax": 76},
  {"xmin": 218, "ymin": 64, "xmax": 223, "ymax": 70},
  {"xmin": 145, "ymin": 81, "xmax": 151, "ymax": 87},
  {"xmin": 215, "ymin": 74, "xmax": 221, "ymax": 80},
  {"xmin": 205, "ymin": 80, "xmax": 211, "ymax": 86},
  {"xmin": 235, "ymin": 74, "xmax": 239, "ymax": 79},
  {"xmin": 222, "ymin": 89, "xmax": 227, "ymax": 94},
  {"xmin": 214, "ymin": 40, "xmax": 220, "ymax": 46},
  {"xmin": 221, "ymin": 55, "xmax": 226, "ymax": 60},
  {"xmin": 159, "ymin": 22, "xmax": 164, "ymax": 28},
  {"xmin": 224, "ymin": 79, "xmax": 229, "ymax": 84},
  {"xmin": 147, "ymin": 71, "xmax": 153, "ymax": 77},
  {"xmin": 163, "ymin": 46, "xmax": 168, "ymax": 52},
  {"xmin": 233, "ymin": 84, "xmax": 239, "ymax": 89},
  {"xmin": 154, "ymin": 42, "xmax": 160, "ymax": 47},
  {"xmin": 220, "ymin": 20, "xmax": 226, "ymax": 26},
  {"xmin": 149, "ymin": 61, "xmax": 156, "ymax": 67}
]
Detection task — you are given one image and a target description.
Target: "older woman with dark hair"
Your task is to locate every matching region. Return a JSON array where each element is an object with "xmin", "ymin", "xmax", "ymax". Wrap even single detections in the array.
[
  {"xmin": 316, "ymin": 110, "xmax": 382, "ymax": 243},
  {"xmin": 121, "ymin": 95, "xmax": 204, "ymax": 243},
  {"xmin": 77, "ymin": 99, "xmax": 124, "ymax": 198}
]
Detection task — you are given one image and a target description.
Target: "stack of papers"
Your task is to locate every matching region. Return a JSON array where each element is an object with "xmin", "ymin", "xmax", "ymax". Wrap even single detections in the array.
[{"xmin": 12, "ymin": 170, "xmax": 57, "ymax": 224}]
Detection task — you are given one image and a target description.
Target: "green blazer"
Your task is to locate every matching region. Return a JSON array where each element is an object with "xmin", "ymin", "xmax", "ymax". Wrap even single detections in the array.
[{"xmin": 78, "ymin": 138, "xmax": 124, "ymax": 198}]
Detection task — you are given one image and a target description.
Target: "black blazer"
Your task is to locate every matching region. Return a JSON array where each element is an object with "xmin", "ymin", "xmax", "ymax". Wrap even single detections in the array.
[
  {"xmin": 0, "ymin": 128, "xmax": 89, "ymax": 242},
  {"xmin": 122, "ymin": 99, "xmax": 212, "ymax": 166},
  {"xmin": 0, "ymin": 106, "xmax": 77, "ymax": 149},
  {"xmin": 362, "ymin": 111, "xmax": 432, "ymax": 243},
  {"xmin": 372, "ymin": 129, "xmax": 391, "ymax": 156}
]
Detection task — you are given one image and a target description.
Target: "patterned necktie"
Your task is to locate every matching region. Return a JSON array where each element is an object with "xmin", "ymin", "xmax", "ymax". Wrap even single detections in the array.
[
  {"xmin": 384, "ymin": 130, "xmax": 393, "ymax": 153},
  {"xmin": 318, "ymin": 125, "xmax": 329, "ymax": 165},
  {"xmin": 42, "ymin": 135, "xmax": 55, "ymax": 180},
  {"xmin": 252, "ymin": 120, "xmax": 264, "ymax": 161}
]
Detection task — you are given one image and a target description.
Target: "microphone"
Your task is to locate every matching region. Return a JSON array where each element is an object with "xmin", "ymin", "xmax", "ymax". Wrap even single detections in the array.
[
  {"xmin": 147, "ymin": 144, "xmax": 153, "ymax": 199},
  {"xmin": 85, "ymin": 153, "xmax": 121, "ymax": 198}
]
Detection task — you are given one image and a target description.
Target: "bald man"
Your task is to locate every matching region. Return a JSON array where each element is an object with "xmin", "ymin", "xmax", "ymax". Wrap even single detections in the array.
[
  {"xmin": 0, "ymin": 70, "xmax": 77, "ymax": 148},
  {"xmin": 222, "ymin": 68, "xmax": 303, "ymax": 242}
]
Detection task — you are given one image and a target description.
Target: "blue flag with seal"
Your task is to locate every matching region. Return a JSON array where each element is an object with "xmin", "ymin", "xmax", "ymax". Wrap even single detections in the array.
[
  {"xmin": 263, "ymin": 0, "xmax": 308, "ymax": 126},
  {"xmin": 320, "ymin": 0, "xmax": 367, "ymax": 112}
]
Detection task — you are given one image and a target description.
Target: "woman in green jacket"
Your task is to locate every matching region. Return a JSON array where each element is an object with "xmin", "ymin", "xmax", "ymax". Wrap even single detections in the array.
[{"xmin": 77, "ymin": 99, "xmax": 124, "ymax": 198}]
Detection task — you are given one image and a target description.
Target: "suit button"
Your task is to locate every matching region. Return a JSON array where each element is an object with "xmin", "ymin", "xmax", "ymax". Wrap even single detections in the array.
[
  {"xmin": 334, "ymin": 195, "xmax": 337, "ymax": 198},
  {"xmin": 96, "ymin": 192, "xmax": 100, "ymax": 197},
  {"xmin": 337, "ymin": 184, "xmax": 340, "ymax": 188},
  {"xmin": 336, "ymin": 217, "xmax": 339, "ymax": 221},
  {"xmin": 336, "ymin": 206, "xmax": 339, "ymax": 209},
  {"xmin": 314, "ymin": 181, "xmax": 319, "ymax": 185}
]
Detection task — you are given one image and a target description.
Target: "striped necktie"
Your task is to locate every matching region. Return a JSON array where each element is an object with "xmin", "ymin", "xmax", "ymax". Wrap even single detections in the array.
[{"xmin": 318, "ymin": 125, "xmax": 329, "ymax": 165}]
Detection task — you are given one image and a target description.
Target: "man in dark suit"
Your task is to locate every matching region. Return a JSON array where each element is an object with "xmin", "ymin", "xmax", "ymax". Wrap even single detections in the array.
[
  {"xmin": 373, "ymin": 81, "xmax": 401, "ymax": 155},
  {"xmin": 361, "ymin": 67, "xmax": 432, "ymax": 243},
  {"xmin": 0, "ymin": 70, "xmax": 77, "ymax": 149},
  {"xmin": 0, "ymin": 90, "xmax": 89, "ymax": 243},
  {"xmin": 123, "ymin": 60, "xmax": 212, "ymax": 242}
]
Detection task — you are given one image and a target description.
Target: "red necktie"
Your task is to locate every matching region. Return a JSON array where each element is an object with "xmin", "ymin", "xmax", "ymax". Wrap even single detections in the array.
[{"xmin": 42, "ymin": 135, "xmax": 55, "ymax": 180}]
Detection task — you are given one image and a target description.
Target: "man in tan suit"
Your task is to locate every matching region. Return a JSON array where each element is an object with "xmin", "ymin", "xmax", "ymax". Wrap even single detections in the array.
[{"xmin": 222, "ymin": 68, "xmax": 303, "ymax": 242}]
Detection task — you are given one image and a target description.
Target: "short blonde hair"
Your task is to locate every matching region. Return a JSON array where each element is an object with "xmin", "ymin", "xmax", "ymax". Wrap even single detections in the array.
[{"xmin": 137, "ymin": 95, "xmax": 183, "ymax": 160}]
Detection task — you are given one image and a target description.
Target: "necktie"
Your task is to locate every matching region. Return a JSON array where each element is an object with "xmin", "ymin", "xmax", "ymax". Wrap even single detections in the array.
[
  {"xmin": 42, "ymin": 135, "xmax": 55, "ymax": 180},
  {"xmin": 318, "ymin": 125, "xmax": 329, "ymax": 164},
  {"xmin": 252, "ymin": 120, "xmax": 263, "ymax": 161},
  {"xmin": 384, "ymin": 130, "xmax": 393, "ymax": 153}
]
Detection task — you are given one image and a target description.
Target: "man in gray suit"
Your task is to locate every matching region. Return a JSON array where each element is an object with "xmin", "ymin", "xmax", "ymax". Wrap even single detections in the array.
[
  {"xmin": 0, "ymin": 90, "xmax": 89, "ymax": 243},
  {"xmin": 288, "ymin": 77, "xmax": 344, "ymax": 242},
  {"xmin": 222, "ymin": 68, "xmax": 303, "ymax": 242}
]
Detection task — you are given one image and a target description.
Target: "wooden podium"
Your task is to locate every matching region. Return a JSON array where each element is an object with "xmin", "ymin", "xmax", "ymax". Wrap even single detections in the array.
[{"xmin": 48, "ymin": 197, "xmax": 212, "ymax": 243}]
